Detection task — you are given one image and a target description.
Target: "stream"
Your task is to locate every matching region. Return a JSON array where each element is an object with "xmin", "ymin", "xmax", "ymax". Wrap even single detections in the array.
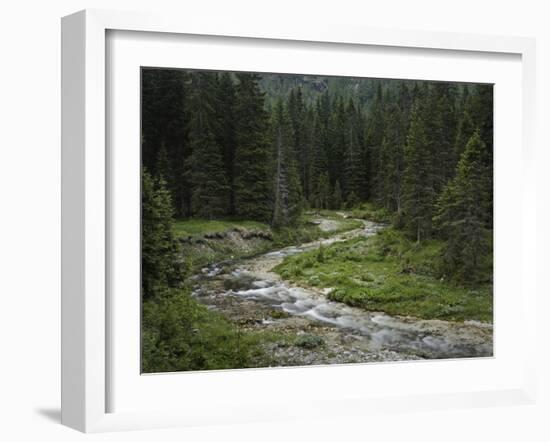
[{"xmin": 192, "ymin": 219, "xmax": 493, "ymax": 366}]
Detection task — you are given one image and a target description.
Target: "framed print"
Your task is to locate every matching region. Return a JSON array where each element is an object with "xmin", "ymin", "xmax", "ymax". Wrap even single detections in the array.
[{"xmin": 61, "ymin": 9, "xmax": 537, "ymax": 433}]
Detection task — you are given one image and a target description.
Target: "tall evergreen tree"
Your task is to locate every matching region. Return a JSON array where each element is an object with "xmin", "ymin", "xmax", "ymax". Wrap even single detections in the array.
[
  {"xmin": 141, "ymin": 69, "xmax": 191, "ymax": 217},
  {"xmin": 271, "ymin": 100, "xmax": 303, "ymax": 227},
  {"xmin": 233, "ymin": 73, "xmax": 272, "ymax": 221},
  {"xmin": 454, "ymin": 85, "xmax": 493, "ymax": 226},
  {"xmin": 313, "ymin": 172, "xmax": 331, "ymax": 210},
  {"xmin": 434, "ymin": 131, "xmax": 491, "ymax": 283},
  {"xmin": 365, "ymin": 83, "xmax": 386, "ymax": 202},
  {"xmin": 330, "ymin": 180, "xmax": 343, "ymax": 210},
  {"xmin": 328, "ymin": 97, "xmax": 346, "ymax": 191},
  {"xmin": 186, "ymin": 72, "xmax": 229, "ymax": 218},
  {"xmin": 342, "ymin": 98, "xmax": 367, "ymax": 201},
  {"xmin": 309, "ymin": 95, "xmax": 331, "ymax": 206},
  {"xmin": 155, "ymin": 142, "xmax": 172, "ymax": 182},
  {"xmin": 141, "ymin": 167, "xmax": 183, "ymax": 300},
  {"xmin": 431, "ymin": 83, "xmax": 458, "ymax": 188},
  {"xmin": 215, "ymin": 72, "xmax": 238, "ymax": 214},
  {"xmin": 402, "ymin": 100, "xmax": 436, "ymax": 242},
  {"xmin": 287, "ymin": 87, "xmax": 310, "ymax": 200}
]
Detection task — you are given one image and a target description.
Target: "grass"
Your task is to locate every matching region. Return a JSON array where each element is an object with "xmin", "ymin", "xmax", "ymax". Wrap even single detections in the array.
[
  {"xmin": 174, "ymin": 211, "xmax": 363, "ymax": 270},
  {"xmin": 142, "ymin": 289, "xmax": 294, "ymax": 372},
  {"xmin": 173, "ymin": 218, "xmax": 268, "ymax": 238},
  {"xmin": 274, "ymin": 228, "xmax": 493, "ymax": 323},
  {"xmin": 348, "ymin": 202, "xmax": 393, "ymax": 224}
]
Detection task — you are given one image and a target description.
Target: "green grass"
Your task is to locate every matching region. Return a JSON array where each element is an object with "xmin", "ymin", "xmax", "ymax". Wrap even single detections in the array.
[
  {"xmin": 174, "ymin": 211, "xmax": 363, "ymax": 271},
  {"xmin": 348, "ymin": 202, "xmax": 393, "ymax": 224},
  {"xmin": 142, "ymin": 289, "xmax": 294, "ymax": 373},
  {"xmin": 274, "ymin": 228, "xmax": 493, "ymax": 323},
  {"xmin": 173, "ymin": 218, "xmax": 268, "ymax": 238}
]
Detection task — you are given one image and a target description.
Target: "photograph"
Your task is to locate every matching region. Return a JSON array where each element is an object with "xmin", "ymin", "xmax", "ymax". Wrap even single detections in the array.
[{"xmin": 140, "ymin": 68, "xmax": 494, "ymax": 374}]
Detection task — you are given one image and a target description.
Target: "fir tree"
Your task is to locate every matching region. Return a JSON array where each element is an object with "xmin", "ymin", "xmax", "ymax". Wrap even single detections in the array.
[
  {"xmin": 155, "ymin": 142, "xmax": 172, "ymax": 183},
  {"xmin": 379, "ymin": 99, "xmax": 406, "ymax": 212},
  {"xmin": 271, "ymin": 100, "xmax": 303, "ymax": 227},
  {"xmin": 434, "ymin": 131, "xmax": 491, "ymax": 283},
  {"xmin": 141, "ymin": 167, "xmax": 183, "ymax": 300},
  {"xmin": 233, "ymin": 73, "xmax": 272, "ymax": 221},
  {"xmin": 342, "ymin": 98, "xmax": 367, "ymax": 200},
  {"xmin": 308, "ymin": 96, "xmax": 331, "ymax": 206},
  {"xmin": 313, "ymin": 172, "xmax": 331, "ymax": 209},
  {"xmin": 215, "ymin": 72, "xmax": 238, "ymax": 214},
  {"xmin": 186, "ymin": 72, "xmax": 229, "ymax": 218},
  {"xmin": 365, "ymin": 83, "xmax": 386, "ymax": 202},
  {"xmin": 330, "ymin": 180, "xmax": 343, "ymax": 210},
  {"xmin": 287, "ymin": 87, "xmax": 310, "ymax": 199},
  {"xmin": 402, "ymin": 100, "xmax": 436, "ymax": 242},
  {"xmin": 141, "ymin": 69, "xmax": 191, "ymax": 217}
]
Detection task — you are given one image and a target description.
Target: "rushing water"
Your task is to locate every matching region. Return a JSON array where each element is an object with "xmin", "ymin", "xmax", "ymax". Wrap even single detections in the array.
[{"xmin": 193, "ymin": 220, "xmax": 493, "ymax": 362}]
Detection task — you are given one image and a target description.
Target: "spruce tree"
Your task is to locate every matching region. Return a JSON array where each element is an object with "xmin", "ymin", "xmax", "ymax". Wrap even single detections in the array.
[
  {"xmin": 402, "ymin": 100, "xmax": 436, "ymax": 242},
  {"xmin": 287, "ymin": 87, "xmax": 309, "ymax": 199},
  {"xmin": 309, "ymin": 97, "xmax": 331, "ymax": 206},
  {"xmin": 329, "ymin": 97, "xmax": 346, "ymax": 191},
  {"xmin": 155, "ymin": 142, "xmax": 172, "ymax": 182},
  {"xmin": 431, "ymin": 83, "xmax": 458, "ymax": 188},
  {"xmin": 379, "ymin": 98, "xmax": 406, "ymax": 212},
  {"xmin": 141, "ymin": 167, "xmax": 183, "ymax": 300},
  {"xmin": 314, "ymin": 172, "xmax": 330, "ymax": 209},
  {"xmin": 233, "ymin": 73, "xmax": 272, "ymax": 221},
  {"xmin": 330, "ymin": 180, "xmax": 343, "ymax": 210},
  {"xmin": 365, "ymin": 83, "xmax": 386, "ymax": 202},
  {"xmin": 271, "ymin": 100, "xmax": 303, "ymax": 227},
  {"xmin": 215, "ymin": 72, "xmax": 238, "ymax": 214},
  {"xmin": 434, "ymin": 131, "xmax": 490, "ymax": 283},
  {"xmin": 342, "ymin": 98, "xmax": 367, "ymax": 201},
  {"xmin": 186, "ymin": 72, "xmax": 229, "ymax": 218},
  {"xmin": 141, "ymin": 69, "xmax": 191, "ymax": 217}
]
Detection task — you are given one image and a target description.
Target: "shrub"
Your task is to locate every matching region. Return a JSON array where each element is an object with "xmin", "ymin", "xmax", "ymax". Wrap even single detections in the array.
[{"xmin": 295, "ymin": 334, "xmax": 325, "ymax": 349}]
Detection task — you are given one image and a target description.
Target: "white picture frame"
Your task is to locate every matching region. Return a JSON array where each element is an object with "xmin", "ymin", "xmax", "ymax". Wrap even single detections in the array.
[{"xmin": 61, "ymin": 9, "xmax": 537, "ymax": 433}]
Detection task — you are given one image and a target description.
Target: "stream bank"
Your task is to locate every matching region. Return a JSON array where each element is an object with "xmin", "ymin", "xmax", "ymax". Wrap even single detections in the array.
[{"xmin": 191, "ymin": 217, "xmax": 493, "ymax": 367}]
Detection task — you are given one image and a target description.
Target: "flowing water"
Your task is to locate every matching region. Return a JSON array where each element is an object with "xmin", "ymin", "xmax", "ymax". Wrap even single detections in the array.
[{"xmin": 192, "ymin": 220, "xmax": 493, "ymax": 365}]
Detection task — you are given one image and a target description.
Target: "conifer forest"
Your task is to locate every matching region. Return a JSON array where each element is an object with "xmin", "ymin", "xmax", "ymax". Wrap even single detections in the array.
[{"xmin": 141, "ymin": 68, "xmax": 493, "ymax": 373}]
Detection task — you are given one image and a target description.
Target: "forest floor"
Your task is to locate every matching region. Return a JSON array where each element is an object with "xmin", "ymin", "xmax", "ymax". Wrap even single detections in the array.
[{"xmin": 188, "ymin": 211, "xmax": 493, "ymax": 367}]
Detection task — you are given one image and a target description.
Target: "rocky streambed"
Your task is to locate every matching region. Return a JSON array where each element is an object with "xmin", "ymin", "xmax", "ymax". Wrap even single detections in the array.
[{"xmin": 191, "ymin": 219, "xmax": 493, "ymax": 367}]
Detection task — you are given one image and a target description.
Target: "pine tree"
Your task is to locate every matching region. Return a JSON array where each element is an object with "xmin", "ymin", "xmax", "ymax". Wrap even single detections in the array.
[
  {"xmin": 308, "ymin": 96, "xmax": 331, "ymax": 206},
  {"xmin": 379, "ymin": 98, "xmax": 406, "ymax": 213},
  {"xmin": 365, "ymin": 83, "xmax": 386, "ymax": 202},
  {"xmin": 330, "ymin": 180, "xmax": 342, "ymax": 210},
  {"xmin": 313, "ymin": 172, "xmax": 330, "ymax": 209},
  {"xmin": 215, "ymin": 72, "xmax": 238, "ymax": 214},
  {"xmin": 342, "ymin": 98, "xmax": 367, "ymax": 201},
  {"xmin": 141, "ymin": 167, "xmax": 183, "ymax": 300},
  {"xmin": 155, "ymin": 142, "xmax": 172, "ymax": 182},
  {"xmin": 186, "ymin": 72, "xmax": 229, "ymax": 218},
  {"xmin": 431, "ymin": 83, "xmax": 458, "ymax": 188},
  {"xmin": 233, "ymin": 73, "xmax": 272, "ymax": 221},
  {"xmin": 271, "ymin": 100, "xmax": 303, "ymax": 227},
  {"xmin": 434, "ymin": 131, "xmax": 490, "ymax": 283},
  {"xmin": 328, "ymin": 97, "xmax": 346, "ymax": 191},
  {"xmin": 287, "ymin": 87, "xmax": 310, "ymax": 200},
  {"xmin": 402, "ymin": 100, "xmax": 436, "ymax": 242},
  {"xmin": 453, "ymin": 85, "xmax": 493, "ymax": 227},
  {"xmin": 141, "ymin": 69, "xmax": 191, "ymax": 217}
]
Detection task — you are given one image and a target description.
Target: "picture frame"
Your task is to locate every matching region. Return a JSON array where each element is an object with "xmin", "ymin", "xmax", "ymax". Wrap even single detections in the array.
[{"xmin": 61, "ymin": 9, "xmax": 537, "ymax": 433}]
